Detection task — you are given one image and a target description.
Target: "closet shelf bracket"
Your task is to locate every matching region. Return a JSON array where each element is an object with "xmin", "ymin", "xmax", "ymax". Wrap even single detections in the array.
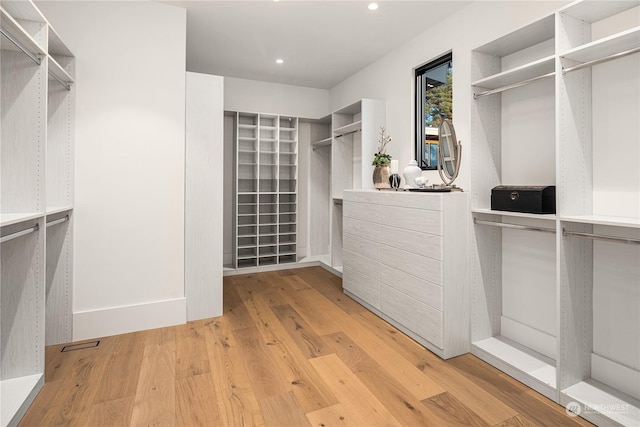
[
  {"xmin": 0, "ymin": 223, "xmax": 40, "ymax": 244},
  {"xmin": 0, "ymin": 27, "xmax": 42, "ymax": 66},
  {"xmin": 474, "ymin": 218, "xmax": 555, "ymax": 234},
  {"xmin": 563, "ymin": 229, "xmax": 640, "ymax": 246}
]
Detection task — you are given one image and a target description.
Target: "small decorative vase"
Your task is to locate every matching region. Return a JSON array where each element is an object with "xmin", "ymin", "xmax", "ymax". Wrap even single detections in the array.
[
  {"xmin": 403, "ymin": 160, "xmax": 422, "ymax": 189},
  {"xmin": 373, "ymin": 165, "xmax": 391, "ymax": 189},
  {"xmin": 389, "ymin": 173, "xmax": 401, "ymax": 190}
]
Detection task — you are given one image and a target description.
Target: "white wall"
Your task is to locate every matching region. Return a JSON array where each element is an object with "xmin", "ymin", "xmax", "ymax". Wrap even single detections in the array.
[
  {"xmin": 36, "ymin": 1, "xmax": 187, "ymax": 339},
  {"xmin": 328, "ymin": 1, "xmax": 569, "ymax": 189},
  {"xmin": 225, "ymin": 76, "xmax": 329, "ymax": 118}
]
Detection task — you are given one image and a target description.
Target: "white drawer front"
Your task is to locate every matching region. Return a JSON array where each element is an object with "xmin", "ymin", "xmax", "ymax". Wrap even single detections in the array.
[
  {"xmin": 343, "ymin": 249, "xmax": 380, "ymax": 279},
  {"xmin": 380, "ymin": 284, "xmax": 443, "ymax": 348},
  {"xmin": 344, "ymin": 190, "xmax": 381, "ymax": 204},
  {"xmin": 379, "ymin": 264, "xmax": 442, "ymax": 311},
  {"xmin": 343, "ymin": 266, "xmax": 381, "ymax": 310},
  {"xmin": 344, "ymin": 233, "xmax": 380, "ymax": 263},
  {"xmin": 343, "ymin": 216, "xmax": 380, "ymax": 242},
  {"xmin": 380, "ymin": 205, "xmax": 442, "ymax": 235},
  {"xmin": 380, "ymin": 224, "xmax": 442, "ymax": 261},
  {"xmin": 379, "ymin": 244, "xmax": 442, "ymax": 285},
  {"xmin": 380, "ymin": 192, "xmax": 443, "ymax": 211},
  {"xmin": 344, "ymin": 201, "xmax": 381, "ymax": 223}
]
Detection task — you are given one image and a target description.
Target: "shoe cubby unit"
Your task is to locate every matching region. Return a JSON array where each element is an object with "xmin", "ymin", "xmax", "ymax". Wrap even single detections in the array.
[
  {"xmin": 1, "ymin": 1, "xmax": 75, "ymax": 424},
  {"xmin": 471, "ymin": 1, "xmax": 639, "ymax": 425},
  {"xmin": 232, "ymin": 112, "xmax": 298, "ymax": 269}
]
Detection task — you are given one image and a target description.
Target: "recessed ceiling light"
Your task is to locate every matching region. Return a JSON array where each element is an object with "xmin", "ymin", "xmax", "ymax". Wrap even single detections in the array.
[
  {"xmin": 276, "ymin": 58, "xmax": 284, "ymax": 64},
  {"xmin": 368, "ymin": 3, "xmax": 379, "ymax": 11}
]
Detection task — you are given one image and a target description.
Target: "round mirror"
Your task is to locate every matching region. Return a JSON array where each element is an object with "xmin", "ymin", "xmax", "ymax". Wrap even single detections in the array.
[{"xmin": 437, "ymin": 119, "xmax": 462, "ymax": 188}]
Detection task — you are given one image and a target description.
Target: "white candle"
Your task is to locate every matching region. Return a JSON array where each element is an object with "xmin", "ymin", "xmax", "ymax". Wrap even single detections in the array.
[{"xmin": 390, "ymin": 159, "xmax": 399, "ymax": 174}]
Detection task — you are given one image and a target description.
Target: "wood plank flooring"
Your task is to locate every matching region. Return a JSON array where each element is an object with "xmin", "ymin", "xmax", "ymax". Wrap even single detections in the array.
[{"xmin": 19, "ymin": 267, "xmax": 592, "ymax": 426}]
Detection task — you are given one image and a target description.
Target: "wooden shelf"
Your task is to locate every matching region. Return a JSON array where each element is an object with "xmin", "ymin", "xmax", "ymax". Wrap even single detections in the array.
[
  {"xmin": 48, "ymin": 55, "xmax": 74, "ymax": 86},
  {"xmin": 559, "ymin": 214, "xmax": 640, "ymax": 229},
  {"xmin": 474, "ymin": 14, "xmax": 554, "ymax": 57},
  {"xmin": 472, "ymin": 208, "xmax": 556, "ymax": 221},
  {"xmin": 560, "ymin": 0, "xmax": 640, "ymax": 23},
  {"xmin": 0, "ymin": 7, "xmax": 46, "ymax": 57},
  {"xmin": 1, "ymin": 374, "xmax": 44, "ymax": 427},
  {"xmin": 333, "ymin": 120, "xmax": 362, "ymax": 136},
  {"xmin": 473, "ymin": 337, "xmax": 556, "ymax": 398},
  {"xmin": 472, "ymin": 55, "xmax": 555, "ymax": 91},
  {"xmin": 311, "ymin": 137, "xmax": 332, "ymax": 147},
  {"xmin": 1, "ymin": 212, "xmax": 43, "ymax": 228},
  {"xmin": 562, "ymin": 379, "xmax": 640, "ymax": 427},
  {"xmin": 46, "ymin": 206, "xmax": 73, "ymax": 216},
  {"xmin": 560, "ymin": 26, "xmax": 640, "ymax": 66}
]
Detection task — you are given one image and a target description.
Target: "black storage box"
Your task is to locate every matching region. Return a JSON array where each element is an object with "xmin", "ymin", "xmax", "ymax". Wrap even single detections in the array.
[{"xmin": 491, "ymin": 185, "xmax": 556, "ymax": 214}]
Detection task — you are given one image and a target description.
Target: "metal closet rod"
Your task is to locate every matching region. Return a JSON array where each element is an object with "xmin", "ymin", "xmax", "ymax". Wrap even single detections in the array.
[
  {"xmin": 563, "ymin": 230, "xmax": 640, "ymax": 246},
  {"xmin": 334, "ymin": 129, "xmax": 361, "ymax": 139},
  {"xmin": 563, "ymin": 47, "xmax": 640, "ymax": 74},
  {"xmin": 46, "ymin": 215, "xmax": 70, "ymax": 227},
  {"xmin": 49, "ymin": 70, "xmax": 72, "ymax": 91},
  {"xmin": 0, "ymin": 27, "xmax": 42, "ymax": 66},
  {"xmin": 474, "ymin": 218, "xmax": 556, "ymax": 234},
  {"xmin": 0, "ymin": 223, "xmax": 40, "ymax": 244},
  {"xmin": 473, "ymin": 72, "xmax": 554, "ymax": 99}
]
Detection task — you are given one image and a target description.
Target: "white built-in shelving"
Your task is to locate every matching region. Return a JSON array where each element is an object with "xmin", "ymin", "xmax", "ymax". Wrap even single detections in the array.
[
  {"xmin": 1, "ymin": 1, "xmax": 75, "ymax": 425},
  {"xmin": 471, "ymin": 1, "xmax": 640, "ymax": 425},
  {"xmin": 233, "ymin": 112, "xmax": 298, "ymax": 269}
]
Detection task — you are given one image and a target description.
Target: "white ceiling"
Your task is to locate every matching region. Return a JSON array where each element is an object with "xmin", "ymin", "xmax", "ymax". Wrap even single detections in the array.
[{"xmin": 160, "ymin": 1, "xmax": 471, "ymax": 89}]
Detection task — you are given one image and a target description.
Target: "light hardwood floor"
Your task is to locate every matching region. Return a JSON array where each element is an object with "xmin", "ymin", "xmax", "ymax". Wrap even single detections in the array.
[{"xmin": 20, "ymin": 267, "xmax": 592, "ymax": 426}]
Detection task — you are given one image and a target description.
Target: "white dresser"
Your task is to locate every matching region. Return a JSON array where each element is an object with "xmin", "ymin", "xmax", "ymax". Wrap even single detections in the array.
[{"xmin": 342, "ymin": 190, "xmax": 469, "ymax": 359}]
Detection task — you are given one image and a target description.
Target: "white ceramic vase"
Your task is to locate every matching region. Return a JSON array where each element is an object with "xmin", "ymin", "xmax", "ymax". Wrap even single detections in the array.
[{"xmin": 403, "ymin": 160, "xmax": 422, "ymax": 188}]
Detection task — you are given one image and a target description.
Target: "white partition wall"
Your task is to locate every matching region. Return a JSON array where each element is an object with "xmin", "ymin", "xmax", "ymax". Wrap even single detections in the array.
[
  {"xmin": 185, "ymin": 72, "xmax": 224, "ymax": 321},
  {"xmin": 37, "ymin": 1, "xmax": 188, "ymax": 340}
]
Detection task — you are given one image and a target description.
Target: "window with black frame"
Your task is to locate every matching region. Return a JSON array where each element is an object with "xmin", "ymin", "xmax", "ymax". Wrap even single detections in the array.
[{"xmin": 415, "ymin": 53, "xmax": 452, "ymax": 170}]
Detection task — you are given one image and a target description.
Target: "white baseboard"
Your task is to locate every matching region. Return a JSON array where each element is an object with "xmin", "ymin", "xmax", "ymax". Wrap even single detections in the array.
[
  {"xmin": 501, "ymin": 315, "xmax": 556, "ymax": 360},
  {"xmin": 592, "ymin": 353, "xmax": 640, "ymax": 401},
  {"xmin": 73, "ymin": 297, "xmax": 187, "ymax": 341}
]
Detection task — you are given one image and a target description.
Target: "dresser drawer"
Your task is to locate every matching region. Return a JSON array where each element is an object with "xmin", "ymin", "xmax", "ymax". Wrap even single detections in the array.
[
  {"xmin": 344, "ymin": 233, "xmax": 379, "ymax": 263},
  {"xmin": 380, "ymin": 283, "xmax": 443, "ymax": 348},
  {"xmin": 380, "ymin": 205, "xmax": 442, "ymax": 235},
  {"xmin": 344, "ymin": 190, "xmax": 381, "ymax": 204},
  {"xmin": 379, "ymin": 264, "xmax": 442, "ymax": 311},
  {"xmin": 344, "ymin": 201, "xmax": 381, "ymax": 223},
  {"xmin": 343, "ymin": 266, "xmax": 381, "ymax": 310},
  {"xmin": 379, "ymin": 192, "xmax": 443, "ymax": 211},
  {"xmin": 343, "ymin": 249, "xmax": 380, "ymax": 279},
  {"xmin": 344, "ymin": 216, "xmax": 380, "ymax": 242},
  {"xmin": 379, "ymin": 244, "xmax": 442, "ymax": 285},
  {"xmin": 380, "ymin": 224, "xmax": 442, "ymax": 261}
]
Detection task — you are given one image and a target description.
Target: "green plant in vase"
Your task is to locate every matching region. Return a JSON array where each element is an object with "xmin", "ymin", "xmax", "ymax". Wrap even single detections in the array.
[{"xmin": 372, "ymin": 127, "xmax": 392, "ymax": 189}]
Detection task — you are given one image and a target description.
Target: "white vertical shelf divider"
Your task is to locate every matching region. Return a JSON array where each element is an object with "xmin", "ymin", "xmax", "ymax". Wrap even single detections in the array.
[{"xmin": 471, "ymin": 1, "xmax": 640, "ymax": 425}]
